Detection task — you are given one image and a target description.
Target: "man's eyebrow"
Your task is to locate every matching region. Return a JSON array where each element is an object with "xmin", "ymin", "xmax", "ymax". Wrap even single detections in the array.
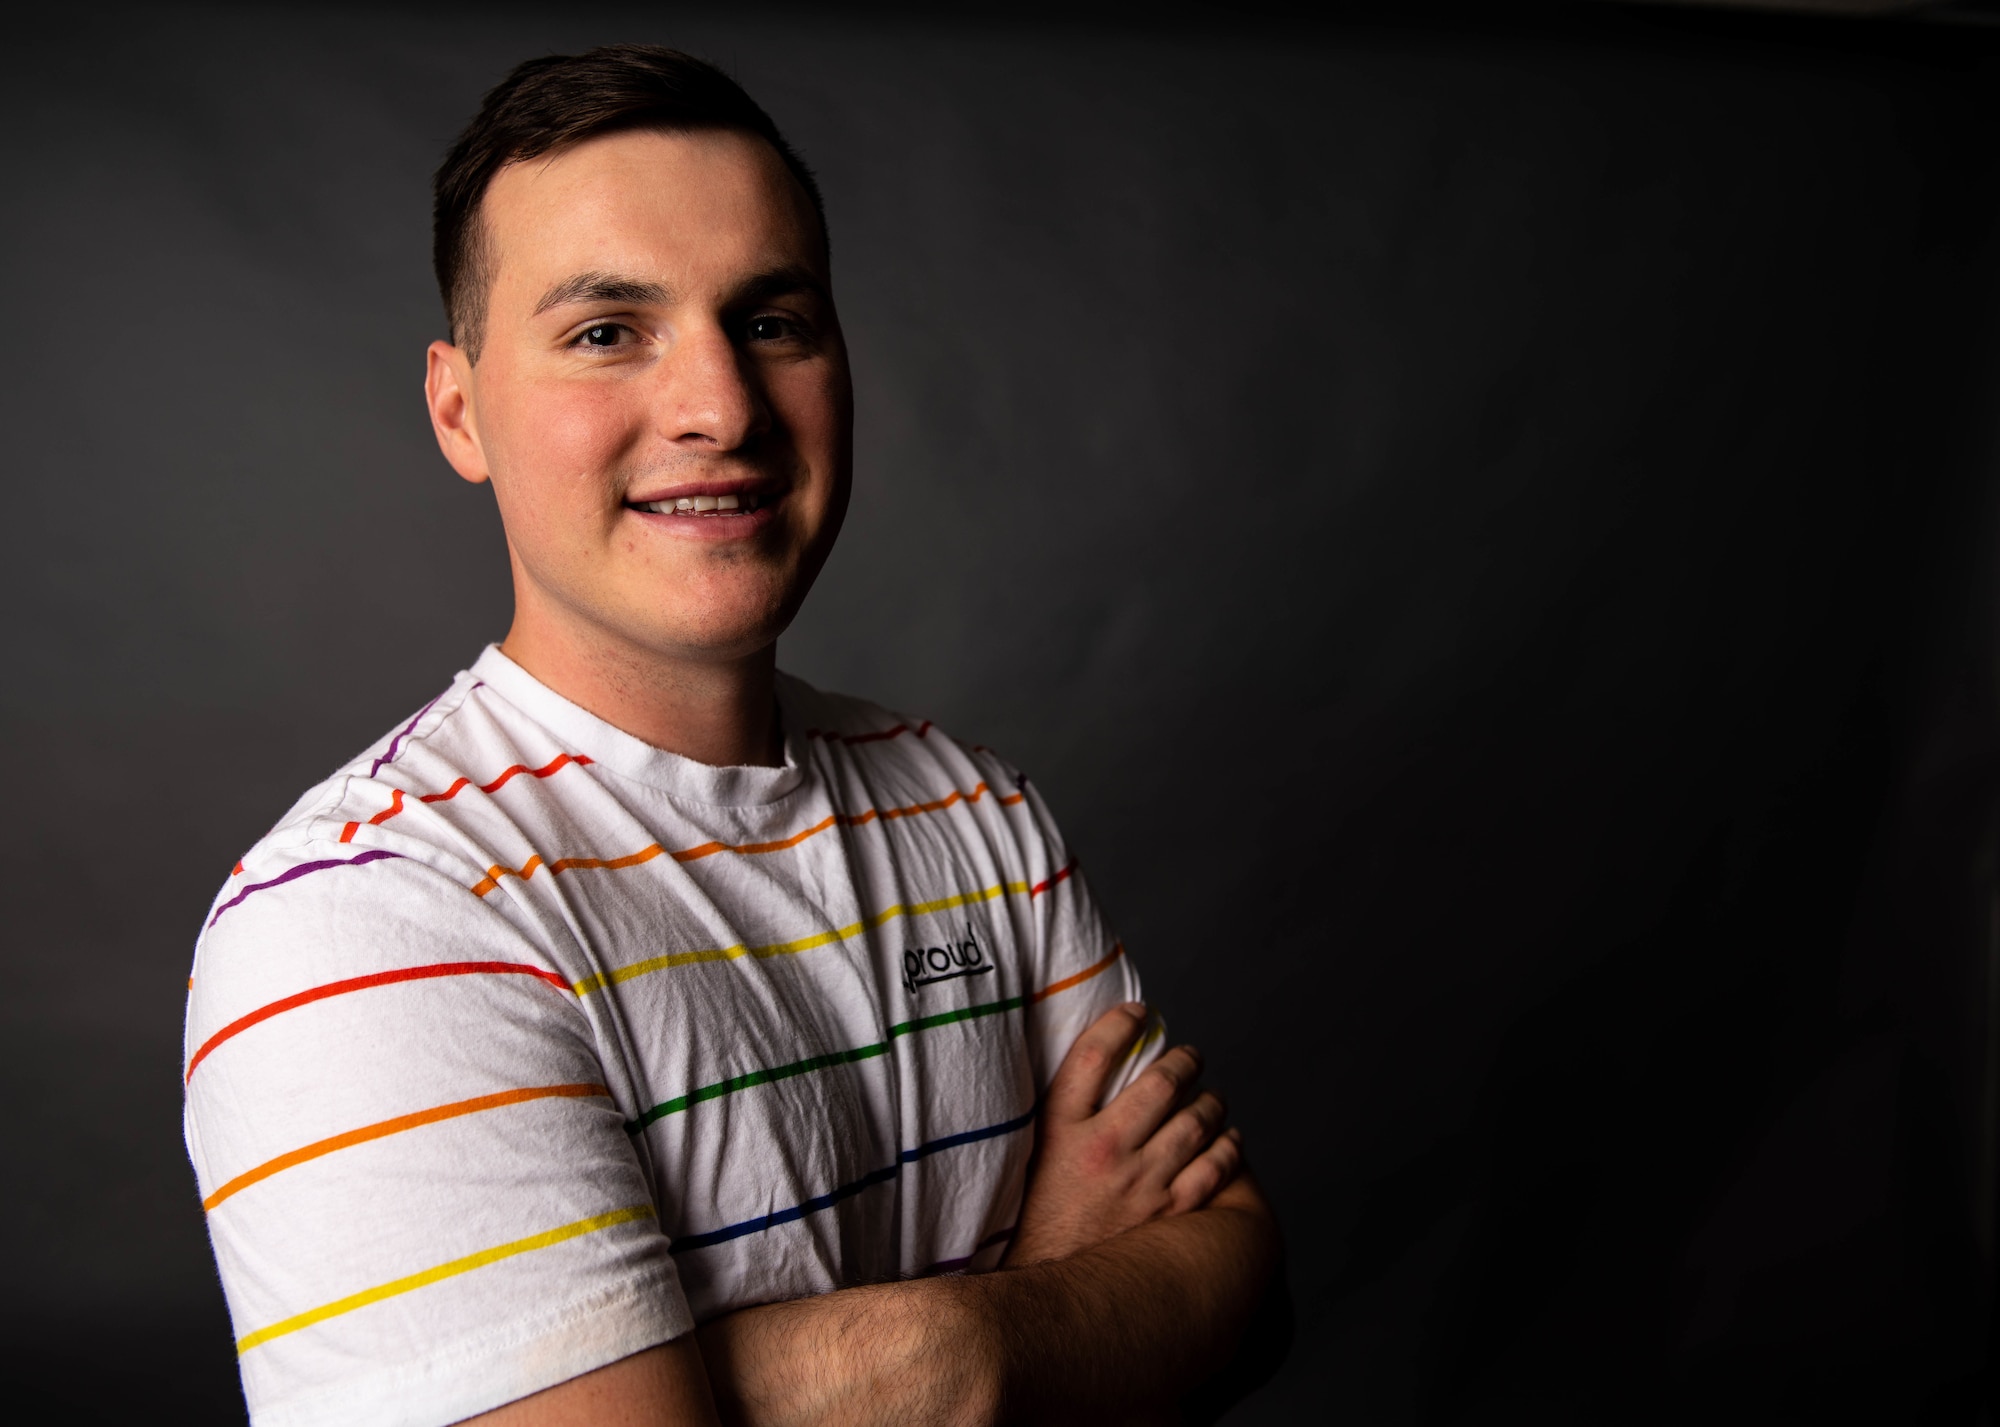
[
  {"xmin": 531, "ymin": 271, "xmax": 674, "ymax": 316},
  {"xmin": 729, "ymin": 264, "xmax": 830, "ymax": 306}
]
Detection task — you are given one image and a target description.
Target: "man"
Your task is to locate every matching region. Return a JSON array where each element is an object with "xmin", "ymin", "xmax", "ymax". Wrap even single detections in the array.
[{"xmin": 184, "ymin": 45, "xmax": 1278, "ymax": 1426}]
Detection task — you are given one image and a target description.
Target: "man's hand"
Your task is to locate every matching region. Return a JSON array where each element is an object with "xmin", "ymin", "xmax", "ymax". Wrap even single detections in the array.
[
  {"xmin": 474, "ymin": 1003, "xmax": 1277, "ymax": 1425},
  {"xmin": 1007, "ymin": 1002, "xmax": 1244, "ymax": 1265},
  {"xmin": 691, "ymin": 1002, "xmax": 1270, "ymax": 1425},
  {"xmin": 701, "ymin": 1174, "xmax": 1278, "ymax": 1427}
]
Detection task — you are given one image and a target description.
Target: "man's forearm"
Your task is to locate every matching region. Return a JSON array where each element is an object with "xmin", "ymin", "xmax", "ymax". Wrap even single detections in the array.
[
  {"xmin": 989, "ymin": 1177, "xmax": 1278, "ymax": 1422},
  {"xmin": 697, "ymin": 1176, "xmax": 1280, "ymax": 1427}
]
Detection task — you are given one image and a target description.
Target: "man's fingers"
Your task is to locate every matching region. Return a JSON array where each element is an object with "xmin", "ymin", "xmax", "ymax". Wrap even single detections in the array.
[
  {"xmin": 1167, "ymin": 1126, "xmax": 1244, "ymax": 1214},
  {"xmin": 1142, "ymin": 1090, "xmax": 1228, "ymax": 1179},
  {"xmin": 1101, "ymin": 1043, "xmax": 1202, "ymax": 1151},
  {"xmin": 1043, "ymin": 1002, "xmax": 1152, "ymax": 1122}
]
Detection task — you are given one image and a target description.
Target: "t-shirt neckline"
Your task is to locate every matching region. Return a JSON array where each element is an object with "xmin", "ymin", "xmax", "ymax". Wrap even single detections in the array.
[{"xmin": 469, "ymin": 644, "xmax": 807, "ymax": 809}]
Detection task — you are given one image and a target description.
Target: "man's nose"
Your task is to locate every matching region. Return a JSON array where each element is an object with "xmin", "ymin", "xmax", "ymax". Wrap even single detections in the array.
[{"xmin": 659, "ymin": 322, "xmax": 768, "ymax": 451}]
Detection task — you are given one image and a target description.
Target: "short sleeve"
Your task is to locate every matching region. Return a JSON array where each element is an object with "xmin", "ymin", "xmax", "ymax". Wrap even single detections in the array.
[
  {"xmin": 185, "ymin": 846, "xmax": 691, "ymax": 1427},
  {"xmin": 989, "ymin": 765, "xmax": 1166, "ymax": 1102}
]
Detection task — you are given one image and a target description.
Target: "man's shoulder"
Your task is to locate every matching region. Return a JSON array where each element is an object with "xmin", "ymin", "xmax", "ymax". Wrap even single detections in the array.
[
  {"xmin": 198, "ymin": 664, "xmax": 534, "ymax": 928},
  {"xmin": 186, "ymin": 664, "xmax": 572, "ymax": 1070},
  {"xmin": 777, "ymin": 672, "xmax": 1013, "ymax": 777},
  {"xmin": 775, "ymin": 674, "xmax": 1066, "ymax": 875},
  {"xmin": 777, "ymin": 671, "xmax": 915, "ymax": 740},
  {"xmin": 258, "ymin": 668, "xmax": 491, "ymax": 827}
]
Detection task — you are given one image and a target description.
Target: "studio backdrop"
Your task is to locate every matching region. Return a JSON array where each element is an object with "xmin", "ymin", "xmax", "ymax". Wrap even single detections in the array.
[{"xmin": 3, "ymin": 2, "xmax": 1997, "ymax": 1421}]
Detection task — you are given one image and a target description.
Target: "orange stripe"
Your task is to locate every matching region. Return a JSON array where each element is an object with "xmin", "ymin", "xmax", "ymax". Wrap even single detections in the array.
[
  {"xmin": 200, "ymin": 942, "xmax": 1122, "ymax": 1213},
  {"xmin": 871, "ymin": 784, "xmax": 1024, "ymax": 823},
  {"xmin": 474, "ymin": 782, "xmax": 1025, "ymax": 896},
  {"xmin": 202, "ymin": 1082, "xmax": 608, "ymax": 1212},
  {"xmin": 1029, "ymin": 941, "xmax": 1126, "ymax": 1004},
  {"xmin": 672, "ymin": 813, "xmax": 839, "ymax": 864},
  {"xmin": 470, "ymin": 843, "xmax": 664, "ymax": 897}
]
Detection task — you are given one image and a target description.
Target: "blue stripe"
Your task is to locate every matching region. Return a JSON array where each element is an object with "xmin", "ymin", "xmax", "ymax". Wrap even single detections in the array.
[
  {"xmin": 669, "ymin": 1106, "xmax": 1036, "ymax": 1255},
  {"xmin": 899, "ymin": 1109, "xmax": 1034, "ymax": 1163}
]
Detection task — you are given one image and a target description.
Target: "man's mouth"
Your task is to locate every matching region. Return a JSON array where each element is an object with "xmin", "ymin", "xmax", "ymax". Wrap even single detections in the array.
[{"xmin": 628, "ymin": 492, "xmax": 769, "ymax": 517}]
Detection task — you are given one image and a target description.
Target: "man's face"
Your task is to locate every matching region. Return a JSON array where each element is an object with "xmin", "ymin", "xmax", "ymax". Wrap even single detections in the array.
[{"xmin": 428, "ymin": 127, "xmax": 851, "ymax": 668}]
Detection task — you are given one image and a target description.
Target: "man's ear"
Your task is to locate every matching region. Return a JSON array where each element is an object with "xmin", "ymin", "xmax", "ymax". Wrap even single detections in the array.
[{"xmin": 425, "ymin": 340, "xmax": 491, "ymax": 485}]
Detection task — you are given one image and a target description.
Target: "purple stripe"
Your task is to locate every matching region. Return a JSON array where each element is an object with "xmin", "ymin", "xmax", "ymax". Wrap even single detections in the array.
[
  {"xmin": 207, "ymin": 850, "xmax": 404, "ymax": 928},
  {"xmin": 367, "ymin": 690, "xmax": 447, "ymax": 778}
]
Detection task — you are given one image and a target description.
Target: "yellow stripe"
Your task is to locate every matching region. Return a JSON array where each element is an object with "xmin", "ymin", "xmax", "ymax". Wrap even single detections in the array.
[
  {"xmin": 572, "ymin": 878, "xmax": 1027, "ymax": 997},
  {"xmin": 235, "ymin": 1204, "xmax": 654, "ymax": 1355},
  {"xmin": 1123, "ymin": 1018, "xmax": 1167, "ymax": 1066}
]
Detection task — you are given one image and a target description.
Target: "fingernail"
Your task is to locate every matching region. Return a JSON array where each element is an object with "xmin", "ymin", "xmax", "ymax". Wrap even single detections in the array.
[{"xmin": 1121, "ymin": 1001, "xmax": 1146, "ymax": 1016}]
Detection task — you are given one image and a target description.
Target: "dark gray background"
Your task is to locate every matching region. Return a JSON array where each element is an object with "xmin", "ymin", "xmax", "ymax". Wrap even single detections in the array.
[{"xmin": 3, "ymin": 1, "xmax": 1997, "ymax": 1420}]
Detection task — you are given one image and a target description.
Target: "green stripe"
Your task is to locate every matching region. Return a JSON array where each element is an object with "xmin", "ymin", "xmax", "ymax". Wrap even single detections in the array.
[{"xmin": 626, "ymin": 991, "xmax": 1027, "ymax": 1135}]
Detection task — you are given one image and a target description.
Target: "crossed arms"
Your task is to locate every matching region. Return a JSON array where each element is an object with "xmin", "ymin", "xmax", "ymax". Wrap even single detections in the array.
[{"xmin": 473, "ymin": 1003, "xmax": 1283, "ymax": 1426}]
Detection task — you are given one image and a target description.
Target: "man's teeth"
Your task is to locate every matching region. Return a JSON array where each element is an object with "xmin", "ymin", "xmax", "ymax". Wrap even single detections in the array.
[{"xmin": 637, "ymin": 494, "xmax": 759, "ymax": 515}]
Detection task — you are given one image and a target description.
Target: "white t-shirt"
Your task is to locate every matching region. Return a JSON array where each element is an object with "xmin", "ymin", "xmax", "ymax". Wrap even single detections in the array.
[{"xmin": 184, "ymin": 646, "xmax": 1155, "ymax": 1427}]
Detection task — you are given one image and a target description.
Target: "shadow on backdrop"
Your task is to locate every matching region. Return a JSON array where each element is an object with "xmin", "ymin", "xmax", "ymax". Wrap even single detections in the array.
[{"xmin": 2, "ymin": 2, "xmax": 1996, "ymax": 1421}]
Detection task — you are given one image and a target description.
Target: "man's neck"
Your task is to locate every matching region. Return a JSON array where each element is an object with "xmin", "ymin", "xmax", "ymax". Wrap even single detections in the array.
[{"xmin": 498, "ymin": 602, "xmax": 783, "ymax": 770}]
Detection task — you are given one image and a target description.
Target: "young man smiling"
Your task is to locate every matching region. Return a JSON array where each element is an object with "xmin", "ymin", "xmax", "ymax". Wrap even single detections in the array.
[{"xmin": 184, "ymin": 46, "xmax": 1279, "ymax": 1426}]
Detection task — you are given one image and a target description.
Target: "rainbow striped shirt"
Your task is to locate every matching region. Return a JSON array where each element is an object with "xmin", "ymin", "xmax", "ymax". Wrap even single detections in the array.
[{"xmin": 184, "ymin": 646, "xmax": 1152, "ymax": 1427}]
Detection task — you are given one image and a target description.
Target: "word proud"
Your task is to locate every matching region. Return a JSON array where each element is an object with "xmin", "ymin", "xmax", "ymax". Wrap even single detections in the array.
[{"xmin": 902, "ymin": 921, "xmax": 994, "ymax": 995}]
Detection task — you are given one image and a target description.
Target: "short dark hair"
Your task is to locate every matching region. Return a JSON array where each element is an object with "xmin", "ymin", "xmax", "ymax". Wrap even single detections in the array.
[{"xmin": 432, "ymin": 44, "xmax": 826, "ymax": 360}]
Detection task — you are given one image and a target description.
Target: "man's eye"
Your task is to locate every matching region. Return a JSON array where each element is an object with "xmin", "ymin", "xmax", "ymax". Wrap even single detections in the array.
[
  {"xmin": 747, "ymin": 316, "xmax": 796, "ymax": 343},
  {"xmin": 579, "ymin": 324, "xmax": 625, "ymax": 347}
]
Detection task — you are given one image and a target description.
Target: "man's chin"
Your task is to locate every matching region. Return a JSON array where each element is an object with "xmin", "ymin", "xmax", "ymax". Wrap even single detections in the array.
[
  {"xmin": 617, "ymin": 604, "xmax": 801, "ymax": 669},
  {"xmin": 637, "ymin": 565, "xmax": 814, "ymax": 658},
  {"xmin": 525, "ymin": 553, "xmax": 819, "ymax": 671}
]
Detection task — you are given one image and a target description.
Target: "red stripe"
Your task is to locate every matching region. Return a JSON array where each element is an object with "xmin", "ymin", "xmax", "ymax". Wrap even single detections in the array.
[
  {"xmin": 367, "ymin": 788, "xmax": 408, "ymax": 826},
  {"xmin": 343, "ymin": 754, "xmax": 594, "ymax": 839},
  {"xmin": 1029, "ymin": 859, "xmax": 1077, "ymax": 898},
  {"xmin": 460, "ymin": 752, "xmax": 593, "ymax": 800},
  {"xmin": 185, "ymin": 960, "xmax": 571, "ymax": 1084},
  {"xmin": 804, "ymin": 720, "xmax": 934, "ymax": 746}
]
